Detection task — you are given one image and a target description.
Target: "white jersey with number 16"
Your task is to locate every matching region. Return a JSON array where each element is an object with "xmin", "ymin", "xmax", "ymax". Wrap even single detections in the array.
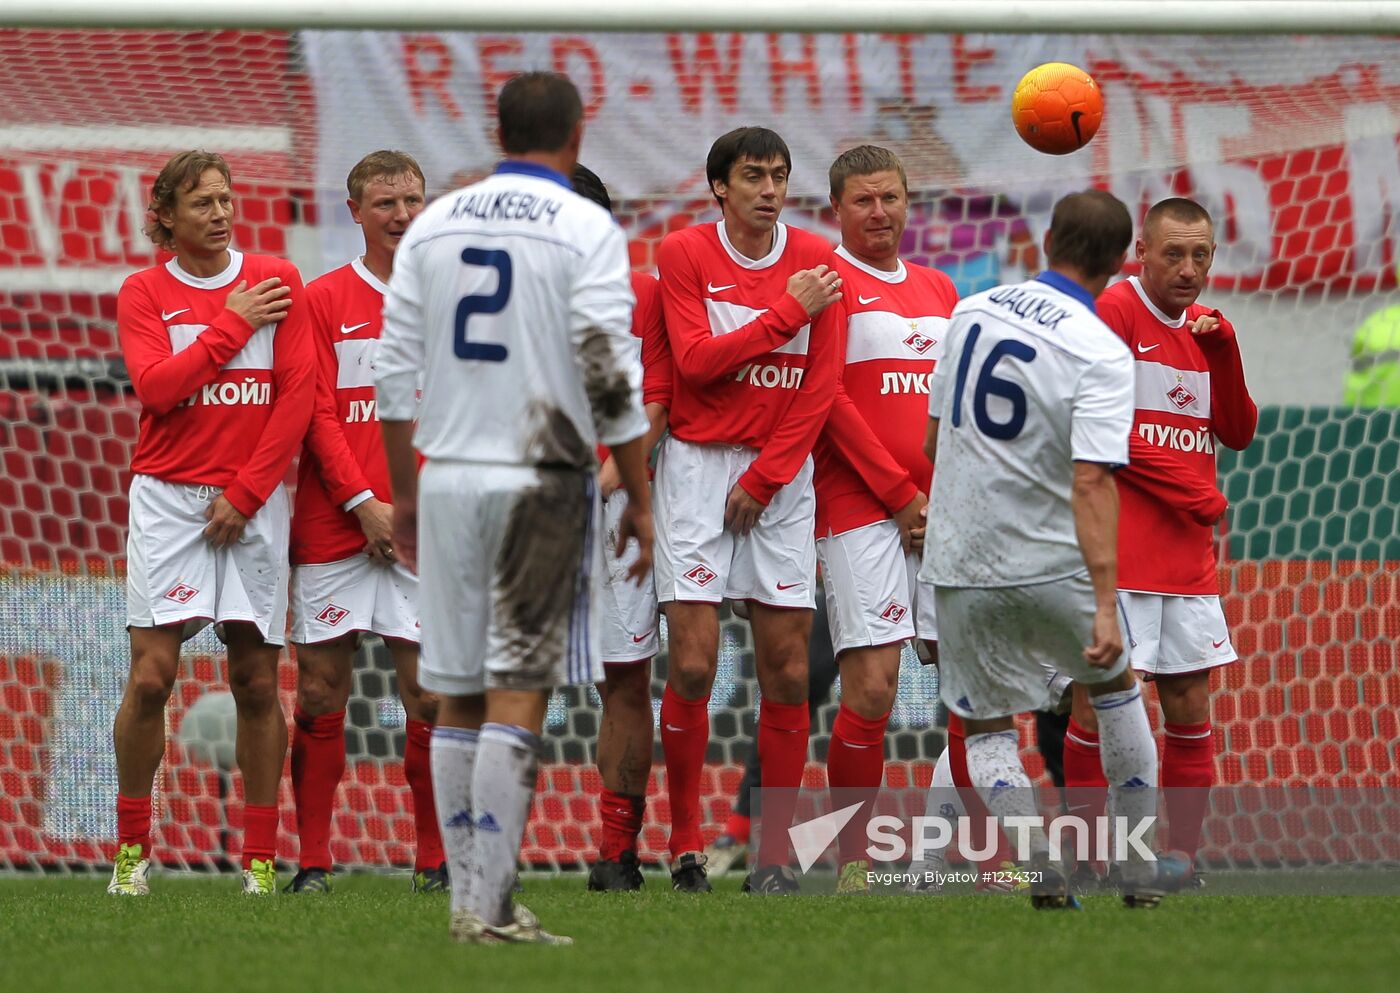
[
  {"xmin": 920, "ymin": 273, "xmax": 1135, "ymax": 590},
  {"xmin": 375, "ymin": 162, "xmax": 647, "ymax": 468}
]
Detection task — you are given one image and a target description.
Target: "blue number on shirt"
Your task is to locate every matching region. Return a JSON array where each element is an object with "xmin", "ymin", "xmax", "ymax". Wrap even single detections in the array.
[
  {"xmin": 454, "ymin": 248, "xmax": 512, "ymax": 362},
  {"xmin": 950, "ymin": 321, "xmax": 1038, "ymax": 440}
]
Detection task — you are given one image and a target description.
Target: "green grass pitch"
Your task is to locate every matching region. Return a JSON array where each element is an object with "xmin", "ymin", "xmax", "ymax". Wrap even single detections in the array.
[{"xmin": 3, "ymin": 873, "xmax": 1398, "ymax": 993}]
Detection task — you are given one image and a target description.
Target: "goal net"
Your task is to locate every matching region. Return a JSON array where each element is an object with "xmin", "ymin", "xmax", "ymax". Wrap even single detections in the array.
[{"xmin": 2, "ymin": 27, "xmax": 1399, "ymax": 874}]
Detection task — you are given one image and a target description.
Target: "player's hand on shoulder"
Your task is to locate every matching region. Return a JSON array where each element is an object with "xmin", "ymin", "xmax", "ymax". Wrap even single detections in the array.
[
  {"xmin": 389, "ymin": 503, "xmax": 419, "ymax": 575},
  {"xmin": 893, "ymin": 491, "xmax": 929, "ymax": 556},
  {"xmin": 225, "ymin": 277, "xmax": 292, "ymax": 327},
  {"xmin": 786, "ymin": 264, "xmax": 843, "ymax": 318},
  {"xmin": 353, "ymin": 497, "xmax": 396, "ymax": 563},
  {"xmin": 1083, "ymin": 602, "xmax": 1123, "ymax": 669},
  {"xmin": 202, "ymin": 494, "xmax": 248, "ymax": 547},
  {"xmin": 617, "ymin": 502, "xmax": 654, "ymax": 585},
  {"xmin": 724, "ymin": 482, "xmax": 765, "ymax": 536}
]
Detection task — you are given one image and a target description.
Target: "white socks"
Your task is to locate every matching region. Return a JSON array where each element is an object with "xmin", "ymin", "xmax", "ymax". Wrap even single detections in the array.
[
  {"xmin": 964, "ymin": 730, "xmax": 1048, "ymax": 860},
  {"xmin": 430, "ymin": 726, "xmax": 478, "ymax": 915},
  {"xmin": 1093, "ymin": 685, "xmax": 1159, "ymax": 863},
  {"xmin": 913, "ymin": 747, "xmax": 963, "ymax": 869},
  {"xmin": 469, "ymin": 723, "xmax": 542, "ymax": 928}
]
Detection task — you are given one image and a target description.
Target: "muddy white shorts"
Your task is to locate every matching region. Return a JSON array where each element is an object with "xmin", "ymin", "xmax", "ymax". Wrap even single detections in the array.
[
  {"xmin": 598, "ymin": 490, "xmax": 660, "ymax": 665},
  {"xmin": 1118, "ymin": 591, "xmax": 1237, "ymax": 677},
  {"xmin": 653, "ymin": 436, "xmax": 816, "ymax": 609},
  {"xmin": 290, "ymin": 554, "xmax": 419, "ymax": 645},
  {"xmin": 125, "ymin": 474, "xmax": 290, "ymax": 646},
  {"xmin": 818, "ymin": 519, "xmax": 930, "ymax": 655},
  {"xmin": 936, "ymin": 572, "xmax": 1125, "ymax": 721},
  {"xmin": 416, "ymin": 461, "xmax": 604, "ymax": 696}
]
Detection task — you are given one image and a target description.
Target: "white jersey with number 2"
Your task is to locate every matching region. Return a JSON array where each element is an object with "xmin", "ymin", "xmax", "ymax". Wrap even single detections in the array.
[
  {"xmin": 920, "ymin": 273, "xmax": 1135, "ymax": 589},
  {"xmin": 375, "ymin": 162, "xmax": 647, "ymax": 467}
]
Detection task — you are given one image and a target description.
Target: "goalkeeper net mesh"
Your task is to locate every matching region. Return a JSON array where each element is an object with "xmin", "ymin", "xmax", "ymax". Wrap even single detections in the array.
[{"xmin": 2, "ymin": 28, "xmax": 1399, "ymax": 873}]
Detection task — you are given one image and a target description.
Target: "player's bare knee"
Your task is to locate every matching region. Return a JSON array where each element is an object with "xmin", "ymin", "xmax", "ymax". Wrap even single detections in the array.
[
  {"xmin": 1157, "ymin": 671, "xmax": 1210, "ymax": 723},
  {"xmin": 756, "ymin": 650, "xmax": 807, "ymax": 703},
  {"xmin": 1070, "ymin": 683, "xmax": 1099, "ymax": 729},
  {"xmin": 227, "ymin": 662, "xmax": 280, "ymax": 714},
  {"xmin": 837, "ymin": 647, "xmax": 900, "ymax": 717},
  {"xmin": 602, "ymin": 663, "xmax": 652, "ymax": 712},
  {"xmin": 124, "ymin": 665, "xmax": 176, "ymax": 714}
]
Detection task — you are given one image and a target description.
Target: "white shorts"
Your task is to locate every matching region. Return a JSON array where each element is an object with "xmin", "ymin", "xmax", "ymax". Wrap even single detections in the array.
[
  {"xmin": 936, "ymin": 572, "xmax": 1127, "ymax": 721},
  {"xmin": 818, "ymin": 519, "xmax": 933, "ymax": 655},
  {"xmin": 289, "ymin": 555, "xmax": 419, "ymax": 646},
  {"xmin": 914, "ymin": 575, "xmax": 939, "ymax": 643},
  {"xmin": 416, "ymin": 461, "xmax": 605, "ymax": 696},
  {"xmin": 125, "ymin": 474, "xmax": 290, "ymax": 647},
  {"xmin": 1119, "ymin": 591, "xmax": 1237, "ymax": 677},
  {"xmin": 653, "ymin": 436, "xmax": 816, "ymax": 608},
  {"xmin": 599, "ymin": 490, "xmax": 659, "ymax": 665}
]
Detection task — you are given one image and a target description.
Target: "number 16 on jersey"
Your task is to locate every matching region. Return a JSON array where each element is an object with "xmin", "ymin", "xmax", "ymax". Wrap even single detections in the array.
[{"xmin": 950, "ymin": 322, "xmax": 1038, "ymax": 440}]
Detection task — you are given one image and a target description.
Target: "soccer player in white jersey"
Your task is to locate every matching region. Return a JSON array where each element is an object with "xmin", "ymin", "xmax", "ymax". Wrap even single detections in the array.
[
  {"xmin": 654, "ymin": 127, "xmax": 843, "ymax": 895},
  {"xmin": 285, "ymin": 150, "xmax": 446, "ymax": 894},
  {"xmin": 921, "ymin": 190, "xmax": 1167, "ymax": 909},
  {"xmin": 111, "ymin": 150, "xmax": 314, "ymax": 896},
  {"xmin": 375, "ymin": 72, "xmax": 652, "ymax": 945}
]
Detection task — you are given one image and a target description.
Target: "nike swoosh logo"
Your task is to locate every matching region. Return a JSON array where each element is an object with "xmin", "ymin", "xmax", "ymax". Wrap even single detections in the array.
[
  {"xmin": 631, "ymin": 631, "xmax": 654, "ymax": 644},
  {"xmin": 706, "ymin": 282, "xmax": 736, "ymax": 293},
  {"xmin": 161, "ymin": 308, "xmax": 190, "ymax": 321},
  {"xmin": 776, "ymin": 582, "xmax": 802, "ymax": 591},
  {"xmin": 1136, "ymin": 343, "xmax": 1160, "ymax": 353},
  {"xmin": 1212, "ymin": 637, "xmax": 1228, "ymax": 649},
  {"xmin": 340, "ymin": 322, "xmax": 371, "ymax": 335},
  {"xmin": 1070, "ymin": 110, "xmax": 1085, "ymax": 146},
  {"xmin": 857, "ymin": 294, "xmax": 881, "ymax": 305}
]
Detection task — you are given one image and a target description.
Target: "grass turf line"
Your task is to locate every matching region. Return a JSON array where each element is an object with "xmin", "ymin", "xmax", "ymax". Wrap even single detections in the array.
[{"xmin": 2, "ymin": 874, "xmax": 1398, "ymax": 993}]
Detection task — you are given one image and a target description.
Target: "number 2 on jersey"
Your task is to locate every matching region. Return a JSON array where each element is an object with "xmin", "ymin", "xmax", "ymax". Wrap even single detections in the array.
[
  {"xmin": 951, "ymin": 322, "xmax": 1038, "ymax": 440},
  {"xmin": 454, "ymin": 248, "xmax": 512, "ymax": 362}
]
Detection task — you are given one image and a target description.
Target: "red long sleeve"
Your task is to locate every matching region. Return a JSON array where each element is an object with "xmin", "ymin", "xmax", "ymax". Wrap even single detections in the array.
[
  {"xmin": 119, "ymin": 286, "xmax": 257, "ymax": 417},
  {"xmin": 658, "ymin": 234, "xmax": 812, "ymax": 386},
  {"xmin": 1115, "ymin": 435, "xmax": 1228, "ymax": 525},
  {"xmin": 1195, "ymin": 312, "xmax": 1258, "ymax": 451},
  {"xmin": 303, "ymin": 297, "xmax": 373, "ymax": 506},
  {"xmin": 222, "ymin": 280, "xmax": 316, "ymax": 517},
  {"xmin": 820, "ymin": 382, "xmax": 919, "ymax": 513},
  {"xmin": 738, "ymin": 304, "xmax": 842, "ymax": 504},
  {"xmin": 635, "ymin": 271, "xmax": 674, "ymax": 409}
]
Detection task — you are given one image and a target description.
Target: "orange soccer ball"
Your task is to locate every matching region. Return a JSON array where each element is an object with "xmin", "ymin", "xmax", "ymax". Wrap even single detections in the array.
[{"xmin": 1011, "ymin": 62, "xmax": 1104, "ymax": 155}]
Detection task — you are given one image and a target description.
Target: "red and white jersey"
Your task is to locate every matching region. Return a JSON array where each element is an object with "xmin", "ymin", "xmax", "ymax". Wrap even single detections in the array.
[
  {"xmin": 657, "ymin": 221, "xmax": 841, "ymax": 504},
  {"xmin": 814, "ymin": 247, "xmax": 960, "ymax": 536},
  {"xmin": 1098, "ymin": 276, "xmax": 1258, "ymax": 596},
  {"xmin": 118, "ymin": 249, "xmax": 315, "ymax": 518},
  {"xmin": 291, "ymin": 258, "xmax": 395, "ymax": 566},
  {"xmin": 596, "ymin": 270, "xmax": 675, "ymax": 465}
]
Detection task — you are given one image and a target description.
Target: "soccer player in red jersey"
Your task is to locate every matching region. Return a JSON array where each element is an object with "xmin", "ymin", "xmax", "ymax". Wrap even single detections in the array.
[
  {"xmin": 569, "ymin": 164, "xmax": 675, "ymax": 892},
  {"xmin": 284, "ymin": 151, "xmax": 445, "ymax": 894},
  {"xmin": 654, "ymin": 127, "xmax": 843, "ymax": 894},
  {"xmin": 110, "ymin": 151, "xmax": 314, "ymax": 895},
  {"xmin": 1063, "ymin": 197, "xmax": 1258, "ymax": 886},
  {"xmin": 812, "ymin": 146, "xmax": 1021, "ymax": 893}
]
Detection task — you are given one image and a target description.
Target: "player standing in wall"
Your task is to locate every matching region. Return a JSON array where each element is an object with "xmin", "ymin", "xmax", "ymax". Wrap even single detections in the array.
[
  {"xmin": 1063, "ymin": 198, "xmax": 1257, "ymax": 887},
  {"xmin": 569, "ymin": 165, "xmax": 675, "ymax": 894},
  {"xmin": 111, "ymin": 150, "xmax": 315, "ymax": 896},
  {"xmin": 375, "ymin": 72, "xmax": 652, "ymax": 945},
  {"xmin": 285, "ymin": 151, "xmax": 447, "ymax": 894},
  {"xmin": 654, "ymin": 127, "xmax": 843, "ymax": 895},
  {"xmin": 922, "ymin": 190, "xmax": 1168, "ymax": 909}
]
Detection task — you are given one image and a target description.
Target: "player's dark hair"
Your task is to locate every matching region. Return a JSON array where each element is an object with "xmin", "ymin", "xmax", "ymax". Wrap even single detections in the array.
[
  {"xmin": 144, "ymin": 149, "xmax": 231, "ymax": 251},
  {"xmin": 829, "ymin": 145, "xmax": 908, "ymax": 200},
  {"xmin": 497, "ymin": 72, "xmax": 584, "ymax": 155},
  {"xmin": 1143, "ymin": 197, "xmax": 1214, "ymax": 239},
  {"xmin": 571, "ymin": 164, "xmax": 612, "ymax": 215},
  {"xmin": 346, "ymin": 150, "xmax": 426, "ymax": 203},
  {"xmin": 1046, "ymin": 189, "xmax": 1133, "ymax": 279},
  {"xmin": 706, "ymin": 127, "xmax": 792, "ymax": 206}
]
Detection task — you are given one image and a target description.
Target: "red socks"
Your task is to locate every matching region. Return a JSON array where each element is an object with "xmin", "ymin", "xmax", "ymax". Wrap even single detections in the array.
[
  {"xmin": 241, "ymin": 804, "xmax": 279, "ymax": 868},
  {"xmin": 1163, "ymin": 721, "xmax": 1215, "ymax": 858},
  {"xmin": 597, "ymin": 788, "xmax": 646, "ymax": 861},
  {"xmin": 290, "ymin": 707, "xmax": 346, "ymax": 871},
  {"xmin": 1063, "ymin": 716, "xmax": 1108, "ymax": 871},
  {"xmin": 828, "ymin": 704, "xmax": 889, "ymax": 863},
  {"xmin": 116, "ymin": 793, "xmax": 152, "ymax": 855},
  {"xmin": 660, "ymin": 685, "xmax": 710, "ymax": 858},
  {"xmin": 405, "ymin": 719, "xmax": 445, "ymax": 871},
  {"xmin": 946, "ymin": 716, "xmax": 1018, "ymax": 867},
  {"xmin": 724, "ymin": 811, "xmax": 751, "ymax": 845},
  {"xmin": 756, "ymin": 698, "xmax": 810, "ymax": 866}
]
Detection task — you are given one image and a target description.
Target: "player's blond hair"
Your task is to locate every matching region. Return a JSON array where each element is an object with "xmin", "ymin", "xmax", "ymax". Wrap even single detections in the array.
[
  {"xmin": 829, "ymin": 145, "xmax": 908, "ymax": 200},
  {"xmin": 346, "ymin": 150, "xmax": 426, "ymax": 203},
  {"xmin": 144, "ymin": 150, "xmax": 231, "ymax": 251}
]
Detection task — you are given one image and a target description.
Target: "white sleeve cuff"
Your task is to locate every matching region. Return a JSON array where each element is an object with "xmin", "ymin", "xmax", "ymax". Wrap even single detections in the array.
[{"xmin": 342, "ymin": 490, "xmax": 374, "ymax": 512}]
